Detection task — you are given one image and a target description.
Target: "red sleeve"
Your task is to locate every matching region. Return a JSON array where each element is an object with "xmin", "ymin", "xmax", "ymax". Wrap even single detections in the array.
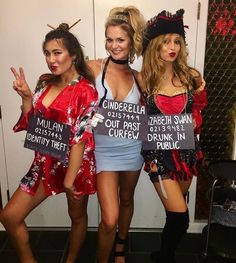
[
  {"xmin": 13, "ymin": 108, "xmax": 34, "ymax": 132},
  {"xmin": 192, "ymin": 88, "xmax": 208, "ymax": 134},
  {"xmin": 71, "ymin": 82, "xmax": 98, "ymax": 145}
]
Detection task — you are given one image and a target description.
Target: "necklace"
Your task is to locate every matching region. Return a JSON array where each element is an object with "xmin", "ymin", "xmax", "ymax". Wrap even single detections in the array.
[{"xmin": 110, "ymin": 56, "xmax": 128, "ymax": 65}]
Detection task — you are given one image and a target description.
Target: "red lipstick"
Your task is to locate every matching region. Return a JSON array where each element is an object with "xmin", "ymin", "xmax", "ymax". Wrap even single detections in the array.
[
  {"xmin": 50, "ymin": 66, "xmax": 57, "ymax": 71},
  {"xmin": 169, "ymin": 52, "xmax": 176, "ymax": 57}
]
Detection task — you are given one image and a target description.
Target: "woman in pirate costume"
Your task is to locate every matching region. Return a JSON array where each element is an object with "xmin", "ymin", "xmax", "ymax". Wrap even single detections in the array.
[{"xmin": 140, "ymin": 9, "xmax": 207, "ymax": 263}]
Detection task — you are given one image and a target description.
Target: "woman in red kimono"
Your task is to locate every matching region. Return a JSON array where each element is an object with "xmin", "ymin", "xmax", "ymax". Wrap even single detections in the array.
[
  {"xmin": 0, "ymin": 23, "xmax": 98, "ymax": 263},
  {"xmin": 140, "ymin": 9, "xmax": 207, "ymax": 263}
]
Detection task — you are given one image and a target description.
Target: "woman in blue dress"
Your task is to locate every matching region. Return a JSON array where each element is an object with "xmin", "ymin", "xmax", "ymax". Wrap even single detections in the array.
[{"xmin": 88, "ymin": 6, "xmax": 146, "ymax": 263}]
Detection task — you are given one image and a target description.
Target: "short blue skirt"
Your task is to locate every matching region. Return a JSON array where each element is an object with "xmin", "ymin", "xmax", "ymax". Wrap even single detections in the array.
[{"xmin": 94, "ymin": 133, "xmax": 143, "ymax": 173}]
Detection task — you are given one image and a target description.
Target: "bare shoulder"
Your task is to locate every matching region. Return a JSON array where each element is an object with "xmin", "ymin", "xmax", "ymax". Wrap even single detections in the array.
[
  {"xmin": 189, "ymin": 68, "xmax": 206, "ymax": 92},
  {"xmin": 87, "ymin": 58, "xmax": 104, "ymax": 77},
  {"xmin": 196, "ymin": 78, "xmax": 206, "ymax": 93}
]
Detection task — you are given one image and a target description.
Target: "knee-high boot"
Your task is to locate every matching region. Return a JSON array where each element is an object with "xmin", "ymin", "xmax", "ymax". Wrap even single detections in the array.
[{"xmin": 158, "ymin": 210, "xmax": 189, "ymax": 263}]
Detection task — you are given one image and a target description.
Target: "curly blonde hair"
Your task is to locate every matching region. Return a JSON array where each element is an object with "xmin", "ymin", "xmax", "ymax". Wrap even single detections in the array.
[
  {"xmin": 105, "ymin": 6, "xmax": 146, "ymax": 63},
  {"xmin": 141, "ymin": 34, "xmax": 202, "ymax": 96}
]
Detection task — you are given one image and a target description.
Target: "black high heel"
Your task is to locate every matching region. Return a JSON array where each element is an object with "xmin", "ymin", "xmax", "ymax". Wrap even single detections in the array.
[{"xmin": 113, "ymin": 235, "xmax": 127, "ymax": 258}]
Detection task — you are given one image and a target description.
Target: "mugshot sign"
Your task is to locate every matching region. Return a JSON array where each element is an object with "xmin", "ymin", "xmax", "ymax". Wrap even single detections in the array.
[
  {"xmin": 95, "ymin": 99, "xmax": 148, "ymax": 140},
  {"xmin": 142, "ymin": 113, "xmax": 195, "ymax": 150},
  {"xmin": 24, "ymin": 115, "xmax": 71, "ymax": 161}
]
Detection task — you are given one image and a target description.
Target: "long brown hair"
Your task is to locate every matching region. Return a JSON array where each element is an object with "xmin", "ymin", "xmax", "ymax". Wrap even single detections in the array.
[
  {"xmin": 141, "ymin": 34, "xmax": 202, "ymax": 96},
  {"xmin": 37, "ymin": 23, "xmax": 94, "ymax": 90}
]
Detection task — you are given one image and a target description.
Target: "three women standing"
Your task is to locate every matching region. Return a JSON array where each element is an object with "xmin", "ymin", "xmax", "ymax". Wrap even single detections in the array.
[{"xmin": 1, "ymin": 6, "xmax": 207, "ymax": 263}]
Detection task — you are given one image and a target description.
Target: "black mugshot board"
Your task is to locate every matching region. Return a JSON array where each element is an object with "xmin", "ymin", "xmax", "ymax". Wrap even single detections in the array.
[
  {"xmin": 24, "ymin": 115, "xmax": 71, "ymax": 162},
  {"xmin": 142, "ymin": 113, "xmax": 195, "ymax": 150},
  {"xmin": 94, "ymin": 99, "xmax": 195, "ymax": 150},
  {"xmin": 95, "ymin": 99, "xmax": 148, "ymax": 141}
]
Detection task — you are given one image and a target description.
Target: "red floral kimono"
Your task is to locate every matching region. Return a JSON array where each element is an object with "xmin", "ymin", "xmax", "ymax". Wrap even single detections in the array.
[{"xmin": 14, "ymin": 76, "xmax": 98, "ymax": 196}]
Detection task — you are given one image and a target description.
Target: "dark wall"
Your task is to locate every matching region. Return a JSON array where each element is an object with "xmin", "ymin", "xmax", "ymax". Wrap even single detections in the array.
[{"xmin": 196, "ymin": 0, "xmax": 236, "ymax": 219}]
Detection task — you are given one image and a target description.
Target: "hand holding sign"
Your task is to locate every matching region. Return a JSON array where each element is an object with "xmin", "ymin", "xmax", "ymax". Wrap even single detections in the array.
[{"xmin": 90, "ymin": 113, "xmax": 105, "ymax": 127}]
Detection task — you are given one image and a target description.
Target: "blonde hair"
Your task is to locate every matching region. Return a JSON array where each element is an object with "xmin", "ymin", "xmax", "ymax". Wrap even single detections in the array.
[
  {"xmin": 105, "ymin": 6, "xmax": 146, "ymax": 63},
  {"xmin": 141, "ymin": 34, "xmax": 201, "ymax": 96}
]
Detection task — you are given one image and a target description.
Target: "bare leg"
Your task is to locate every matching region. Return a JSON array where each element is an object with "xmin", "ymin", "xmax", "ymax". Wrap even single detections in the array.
[
  {"xmin": 153, "ymin": 179, "xmax": 189, "ymax": 212},
  {"xmin": 97, "ymin": 171, "xmax": 119, "ymax": 263},
  {"xmin": 65, "ymin": 195, "xmax": 88, "ymax": 263},
  {"xmin": 115, "ymin": 170, "xmax": 140, "ymax": 263},
  {"xmin": 0, "ymin": 181, "xmax": 47, "ymax": 263},
  {"xmin": 178, "ymin": 178, "xmax": 192, "ymax": 195}
]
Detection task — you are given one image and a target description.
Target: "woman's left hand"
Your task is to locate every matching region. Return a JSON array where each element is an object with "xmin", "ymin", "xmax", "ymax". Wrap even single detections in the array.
[
  {"xmin": 64, "ymin": 184, "xmax": 82, "ymax": 201},
  {"xmin": 90, "ymin": 113, "xmax": 104, "ymax": 127}
]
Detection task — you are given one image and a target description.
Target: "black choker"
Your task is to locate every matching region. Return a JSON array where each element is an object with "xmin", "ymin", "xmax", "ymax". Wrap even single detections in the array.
[{"xmin": 109, "ymin": 56, "xmax": 128, "ymax": 65}]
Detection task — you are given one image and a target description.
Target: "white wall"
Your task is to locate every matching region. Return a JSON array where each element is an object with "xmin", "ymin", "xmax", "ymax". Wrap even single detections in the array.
[
  {"xmin": 0, "ymin": 0, "xmax": 98, "ymax": 228},
  {"xmin": 0, "ymin": 0, "xmax": 210, "ymax": 232}
]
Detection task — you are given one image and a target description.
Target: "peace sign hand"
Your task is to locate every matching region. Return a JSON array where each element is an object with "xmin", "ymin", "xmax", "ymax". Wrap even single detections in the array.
[{"xmin": 11, "ymin": 67, "xmax": 32, "ymax": 100}]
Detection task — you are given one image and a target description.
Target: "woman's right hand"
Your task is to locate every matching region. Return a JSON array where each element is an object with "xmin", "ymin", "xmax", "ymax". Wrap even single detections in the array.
[
  {"xmin": 64, "ymin": 183, "xmax": 83, "ymax": 201},
  {"xmin": 11, "ymin": 67, "xmax": 32, "ymax": 100},
  {"xmin": 150, "ymin": 159, "xmax": 158, "ymax": 172}
]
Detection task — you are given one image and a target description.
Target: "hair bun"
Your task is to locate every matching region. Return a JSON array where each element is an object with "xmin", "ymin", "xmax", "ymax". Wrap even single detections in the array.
[{"xmin": 57, "ymin": 23, "xmax": 70, "ymax": 31}]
